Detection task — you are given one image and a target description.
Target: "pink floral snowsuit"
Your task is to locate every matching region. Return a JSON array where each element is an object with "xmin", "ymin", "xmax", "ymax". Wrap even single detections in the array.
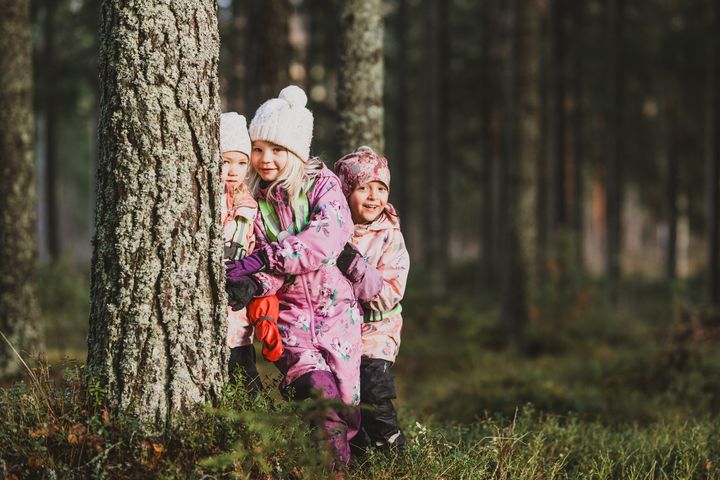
[
  {"xmin": 252, "ymin": 165, "xmax": 362, "ymax": 462},
  {"xmin": 350, "ymin": 205, "xmax": 409, "ymax": 362}
]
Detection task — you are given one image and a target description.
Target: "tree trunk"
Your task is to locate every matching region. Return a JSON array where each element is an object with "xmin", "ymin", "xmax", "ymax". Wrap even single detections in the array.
[
  {"xmin": 570, "ymin": 0, "xmax": 585, "ymax": 269},
  {"xmin": 479, "ymin": 0, "xmax": 497, "ymax": 285},
  {"xmin": 663, "ymin": 79, "xmax": 678, "ymax": 281},
  {"xmin": 708, "ymin": 0, "xmax": 720, "ymax": 305},
  {"xmin": 0, "ymin": 0, "xmax": 41, "ymax": 377},
  {"xmin": 245, "ymin": 0, "xmax": 290, "ymax": 114},
  {"xmin": 393, "ymin": 0, "xmax": 408, "ymax": 222},
  {"xmin": 225, "ymin": 0, "xmax": 247, "ymax": 113},
  {"xmin": 88, "ymin": 0, "xmax": 225, "ymax": 429},
  {"xmin": 500, "ymin": 0, "xmax": 541, "ymax": 337},
  {"xmin": 43, "ymin": 1, "xmax": 60, "ymax": 261},
  {"xmin": 548, "ymin": 0, "xmax": 567, "ymax": 232},
  {"xmin": 605, "ymin": 0, "xmax": 624, "ymax": 305},
  {"xmin": 337, "ymin": 0, "xmax": 384, "ymax": 153}
]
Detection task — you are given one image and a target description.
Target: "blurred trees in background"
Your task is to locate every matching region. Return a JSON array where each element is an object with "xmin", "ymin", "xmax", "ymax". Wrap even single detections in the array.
[
  {"xmin": 0, "ymin": 0, "xmax": 40, "ymax": 376},
  {"xmin": 26, "ymin": 0, "xmax": 720, "ymax": 343}
]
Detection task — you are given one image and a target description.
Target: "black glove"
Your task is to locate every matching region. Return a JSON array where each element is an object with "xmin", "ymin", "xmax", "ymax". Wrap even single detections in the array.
[
  {"xmin": 336, "ymin": 242, "xmax": 362, "ymax": 275},
  {"xmin": 226, "ymin": 276, "xmax": 260, "ymax": 311}
]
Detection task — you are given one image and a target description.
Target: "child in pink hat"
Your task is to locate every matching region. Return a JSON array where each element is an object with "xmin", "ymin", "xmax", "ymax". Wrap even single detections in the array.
[{"xmin": 334, "ymin": 146, "xmax": 410, "ymax": 452}]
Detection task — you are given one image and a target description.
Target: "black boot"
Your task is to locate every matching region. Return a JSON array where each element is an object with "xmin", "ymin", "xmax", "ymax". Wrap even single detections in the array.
[
  {"xmin": 229, "ymin": 345, "xmax": 263, "ymax": 392},
  {"xmin": 357, "ymin": 357, "xmax": 406, "ymax": 451}
]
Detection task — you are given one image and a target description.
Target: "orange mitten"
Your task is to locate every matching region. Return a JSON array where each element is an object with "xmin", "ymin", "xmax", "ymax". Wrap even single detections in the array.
[{"xmin": 247, "ymin": 296, "xmax": 284, "ymax": 362}]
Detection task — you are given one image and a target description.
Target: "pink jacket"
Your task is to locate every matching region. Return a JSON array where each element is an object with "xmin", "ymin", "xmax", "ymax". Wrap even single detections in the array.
[
  {"xmin": 350, "ymin": 206, "xmax": 409, "ymax": 362},
  {"xmin": 222, "ymin": 189, "xmax": 257, "ymax": 348},
  {"xmin": 252, "ymin": 165, "xmax": 362, "ymax": 404}
]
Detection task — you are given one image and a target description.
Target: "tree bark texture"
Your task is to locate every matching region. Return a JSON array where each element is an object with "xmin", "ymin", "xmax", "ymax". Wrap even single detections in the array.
[
  {"xmin": 0, "ymin": 0, "xmax": 40, "ymax": 377},
  {"xmin": 392, "ymin": 0, "xmax": 409, "ymax": 223},
  {"xmin": 500, "ymin": 0, "xmax": 541, "ymax": 336},
  {"xmin": 338, "ymin": 0, "xmax": 384, "ymax": 153},
  {"xmin": 245, "ymin": 0, "xmax": 290, "ymax": 114},
  {"xmin": 88, "ymin": 0, "xmax": 225, "ymax": 428}
]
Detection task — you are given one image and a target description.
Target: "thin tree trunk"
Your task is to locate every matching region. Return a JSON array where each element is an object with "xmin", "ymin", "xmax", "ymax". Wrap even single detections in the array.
[
  {"xmin": 548, "ymin": 0, "xmax": 567, "ymax": 232},
  {"xmin": 88, "ymin": 0, "xmax": 225, "ymax": 428},
  {"xmin": 479, "ymin": 0, "xmax": 497, "ymax": 284},
  {"xmin": 570, "ymin": 0, "xmax": 585, "ymax": 269},
  {"xmin": 423, "ymin": 0, "xmax": 444, "ymax": 291},
  {"xmin": 0, "ymin": 0, "xmax": 41, "ymax": 377},
  {"xmin": 226, "ymin": 0, "xmax": 246, "ymax": 112},
  {"xmin": 438, "ymin": 0, "xmax": 450, "ymax": 266},
  {"xmin": 708, "ymin": 0, "xmax": 720, "ymax": 305},
  {"xmin": 337, "ymin": 0, "xmax": 384, "ymax": 153},
  {"xmin": 605, "ymin": 0, "xmax": 624, "ymax": 305},
  {"xmin": 245, "ymin": 0, "xmax": 290, "ymax": 114},
  {"xmin": 394, "ymin": 0, "xmax": 408, "ymax": 221},
  {"xmin": 43, "ymin": 1, "xmax": 60, "ymax": 261},
  {"xmin": 663, "ymin": 79, "xmax": 678, "ymax": 280},
  {"xmin": 500, "ymin": 0, "xmax": 541, "ymax": 337}
]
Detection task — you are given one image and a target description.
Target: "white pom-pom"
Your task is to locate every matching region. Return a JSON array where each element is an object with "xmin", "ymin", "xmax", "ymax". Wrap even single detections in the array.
[
  {"xmin": 355, "ymin": 146, "xmax": 374, "ymax": 154},
  {"xmin": 279, "ymin": 85, "xmax": 307, "ymax": 108}
]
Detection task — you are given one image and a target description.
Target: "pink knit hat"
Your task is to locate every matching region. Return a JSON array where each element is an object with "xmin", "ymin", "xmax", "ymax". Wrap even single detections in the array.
[{"xmin": 333, "ymin": 146, "xmax": 391, "ymax": 198}]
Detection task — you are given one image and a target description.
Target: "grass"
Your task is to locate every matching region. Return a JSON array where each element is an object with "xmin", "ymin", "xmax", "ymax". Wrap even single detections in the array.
[{"xmin": 2, "ymin": 261, "xmax": 720, "ymax": 478}]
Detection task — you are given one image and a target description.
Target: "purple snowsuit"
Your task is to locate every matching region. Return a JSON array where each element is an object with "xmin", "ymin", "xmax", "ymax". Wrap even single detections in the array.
[{"xmin": 252, "ymin": 165, "xmax": 362, "ymax": 464}]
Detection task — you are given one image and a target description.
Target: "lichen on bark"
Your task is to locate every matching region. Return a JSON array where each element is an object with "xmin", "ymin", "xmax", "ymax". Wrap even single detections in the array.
[
  {"xmin": 338, "ymin": 0, "xmax": 384, "ymax": 154},
  {"xmin": 0, "ymin": 0, "xmax": 41, "ymax": 378},
  {"xmin": 88, "ymin": 0, "xmax": 225, "ymax": 429}
]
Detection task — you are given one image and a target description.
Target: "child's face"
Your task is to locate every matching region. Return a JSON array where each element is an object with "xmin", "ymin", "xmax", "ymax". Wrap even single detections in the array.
[
  {"xmin": 348, "ymin": 181, "xmax": 389, "ymax": 224},
  {"xmin": 222, "ymin": 151, "xmax": 249, "ymax": 190},
  {"xmin": 251, "ymin": 140, "xmax": 289, "ymax": 182}
]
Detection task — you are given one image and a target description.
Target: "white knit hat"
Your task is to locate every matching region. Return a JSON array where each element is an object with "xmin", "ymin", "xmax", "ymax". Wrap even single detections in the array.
[
  {"xmin": 249, "ymin": 85, "xmax": 314, "ymax": 161},
  {"xmin": 220, "ymin": 112, "xmax": 251, "ymax": 157}
]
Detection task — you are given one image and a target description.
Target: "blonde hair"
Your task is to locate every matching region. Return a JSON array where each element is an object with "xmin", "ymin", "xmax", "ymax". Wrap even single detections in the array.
[{"xmin": 247, "ymin": 149, "xmax": 323, "ymax": 213}]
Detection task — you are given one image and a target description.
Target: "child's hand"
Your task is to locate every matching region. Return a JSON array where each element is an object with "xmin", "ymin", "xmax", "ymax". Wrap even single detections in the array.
[
  {"xmin": 336, "ymin": 242, "xmax": 362, "ymax": 275},
  {"xmin": 226, "ymin": 276, "xmax": 259, "ymax": 311},
  {"xmin": 226, "ymin": 251, "xmax": 267, "ymax": 280}
]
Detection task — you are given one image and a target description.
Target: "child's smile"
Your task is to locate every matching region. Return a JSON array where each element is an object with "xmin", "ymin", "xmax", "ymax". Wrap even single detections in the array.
[{"xmin": 349, "ymin": 181, "xmax": 389, "ymax": 224}]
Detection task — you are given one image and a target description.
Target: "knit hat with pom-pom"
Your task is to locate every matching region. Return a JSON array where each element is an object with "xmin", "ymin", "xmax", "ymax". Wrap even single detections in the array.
[
  {"xmin": 334, "ymin": 146, "xmax": 391, "ymax": 198},
  {"xmin": 249, "ymin": 85, "xmax": 314, "ymax": 161},
  {"xmin": 220, "ymin": 112, "xmax": 251, "ymax": 157}
]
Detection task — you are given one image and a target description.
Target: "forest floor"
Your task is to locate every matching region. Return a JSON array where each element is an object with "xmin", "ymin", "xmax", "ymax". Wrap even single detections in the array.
[{"xmin": 2, "ymin": 260, "xmax": 719, "ymax": 478}]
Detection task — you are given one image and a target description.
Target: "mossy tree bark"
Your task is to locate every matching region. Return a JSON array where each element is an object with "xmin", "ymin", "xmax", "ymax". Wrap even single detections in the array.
[
  {"xmin": 0, "ymin": 0, "xmax": 41, "ymax": 378},
  {"xmin": 88, "ymin": 0, "xmax": 226, "ymax": 428},
  {"xmin": 338, "ymin": 0, "xmax": 384, "ymax": 154}
]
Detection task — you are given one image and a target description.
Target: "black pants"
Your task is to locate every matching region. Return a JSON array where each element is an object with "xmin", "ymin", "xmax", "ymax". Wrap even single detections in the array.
[
  {"xmin": 229, "ymin": 345, "xmax": 263, "ymax": 392},
  {"xmin": 353, "ymin": 356, "xmax": 405, "ymax": 451}
]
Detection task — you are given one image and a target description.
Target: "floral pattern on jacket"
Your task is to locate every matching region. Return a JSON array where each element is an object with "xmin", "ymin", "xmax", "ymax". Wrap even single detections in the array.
[
  {"xmin": 350, "ymin": 205, "xmax": 410, "ymax": 362},
  {"xmin": 251, "ymin": 165, "xmax": 362, "ymax": 405}
]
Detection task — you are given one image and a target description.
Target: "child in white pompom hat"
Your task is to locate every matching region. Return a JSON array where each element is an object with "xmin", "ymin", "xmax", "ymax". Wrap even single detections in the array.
[{"xmin": 223, "ymin": 86, "xmax": 381, "ymax": 467}]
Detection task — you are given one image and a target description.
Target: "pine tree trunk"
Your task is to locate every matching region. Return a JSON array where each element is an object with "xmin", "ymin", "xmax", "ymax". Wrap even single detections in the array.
[
  {"xmin": 548, "ymin": 0, "xmax": 567, "ymax": 232},
  {"xmin": 245, "ymin": 0, "xmax": 290, "ymax": 114},
  {"xmin": 338, "ymin": 0, "xmax": 384, "ymax": 153},
  {"xmin": 570, "ymin": 0, "xmax": 585, "ymax": 269},
  {"xmin": 88, "ymin": 0, "xmax": 225, "ymax": 429},
  {"xmin": 708, "ymin": 0, "xmax": 720, "ymax": 305},
  {"xmin": 225, "ymin": 0, "xmax": 247, "ymax": 113},
  {"xmin": 500, "ymin": 0, "xmax": 541, "ymax": 337},
  {"xmin": 605, "ymin": 0, "xmax": 624, "ymax": 305},
  {"xmin": 0, "ymin": 0, "xmax": 41, "ymax": 377},
  {"xmin": 43, "ymin": 1, "xmax": 60, "ymax": 261},
  {"xmin": 393, "ymin": 0, "xmax": 408, "ymax": 222},
  {"xmin": 663, "ymin": 80, "xmax": 678, "ymax": 281}
]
